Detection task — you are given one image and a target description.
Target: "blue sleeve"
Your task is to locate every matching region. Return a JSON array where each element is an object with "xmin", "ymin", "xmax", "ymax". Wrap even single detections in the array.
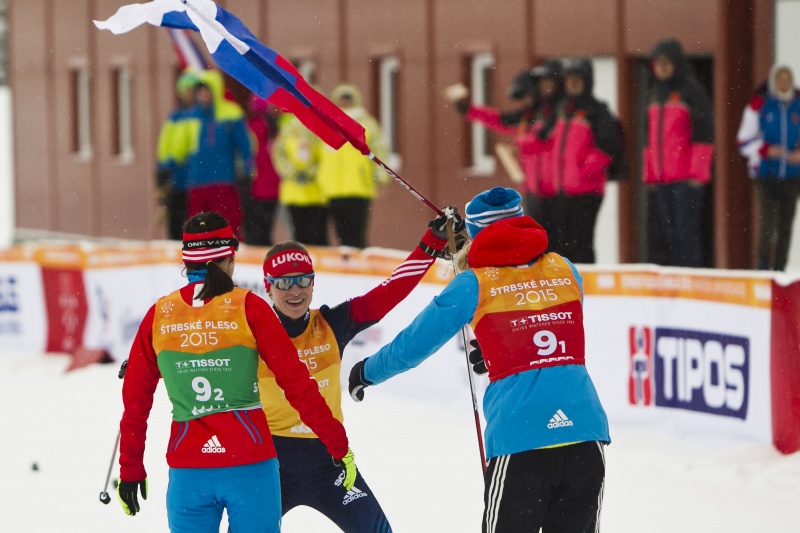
[
  {"xmin": 363, "ymin": 271, "xmax": 479, "ymax": 385},
  {"xmin": 233, "ymin": 119, "xmax": 253, "ymax": 175},
  {"xmin": 563, "ymin": 258, "xmax": 584, "ymax": 300}
]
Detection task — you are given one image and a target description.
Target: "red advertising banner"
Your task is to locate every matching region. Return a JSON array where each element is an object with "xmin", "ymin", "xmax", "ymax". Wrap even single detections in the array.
[
  {"xmin": 770, "ymin": 280, "xmax": 800, "ymax": 454},
  {"xmin": 41, "ymin": 268, "xmax": 88, "ymax": 355}
]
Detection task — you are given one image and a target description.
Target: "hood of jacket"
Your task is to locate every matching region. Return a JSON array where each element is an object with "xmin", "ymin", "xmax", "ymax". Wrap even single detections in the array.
[
  {"xmin": 768, "ymin": 64, "xmax": 796, "ymax": 102},
  {"xmin": 651, "ymin": 39, "xmax": 687, "ymax": 84},
  {"xmin": 195, "ymin": 69, "xmax": 244, "ymax": 121},
  {"xmin": 332, "ymin": 83, "xmax": 363, "ymax": 108},
  {"xmin": 467, "ymin": 216, "xmax": 549, "ymax": 269}
]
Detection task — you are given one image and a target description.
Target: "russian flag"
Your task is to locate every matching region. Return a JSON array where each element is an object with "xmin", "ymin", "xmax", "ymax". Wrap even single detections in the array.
[
  {"xmin": 94, "ymin": 0, "xmax": 369, "ymax": 154},
  {"xmin": 168, "ymin": 28, "xmax": 210, "ymax": 71}
]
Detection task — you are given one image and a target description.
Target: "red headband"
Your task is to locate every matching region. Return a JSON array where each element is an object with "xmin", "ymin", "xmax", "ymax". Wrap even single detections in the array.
[
  {"xmin": 263, "ymin": 249, "xmax": 314, "ymax": 289},
  {"xmin": 182, "ymin": 226, "xmax": 239, "ymax": 263}
]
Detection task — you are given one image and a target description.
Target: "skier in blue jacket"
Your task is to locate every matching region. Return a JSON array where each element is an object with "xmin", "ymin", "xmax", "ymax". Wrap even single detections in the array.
[{"xmin": 349, "ymin": 187, "xmax": 610, "ymax": 533}]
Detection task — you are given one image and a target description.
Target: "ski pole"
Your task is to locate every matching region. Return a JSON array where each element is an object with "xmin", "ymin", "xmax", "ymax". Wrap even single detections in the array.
[
  {"xmin": 447, "ymin": 227, "xmax": 486, "ymax": 473},
  {"xmin": 99, "ymin": 432, "xmax": 121, "ymax": 505},
  {"xmin": 99, "ymin": 359, "xmax": 128, "ymax": 505},
  {"xmin": 458, "ymin": 324, "xmax": 487, "ymax": 474}
]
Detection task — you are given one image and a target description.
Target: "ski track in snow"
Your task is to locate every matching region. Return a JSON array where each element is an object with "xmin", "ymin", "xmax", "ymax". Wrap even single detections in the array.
[{"xmin": 2, "ymin": 353, "xmax": 800, "ymax": 532}]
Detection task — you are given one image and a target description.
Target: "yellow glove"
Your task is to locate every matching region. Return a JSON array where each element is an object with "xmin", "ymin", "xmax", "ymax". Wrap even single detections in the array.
[
  {"xmin": 117, "ymin": 478, "xmax": 148, "ymax": 516},
  {"xmin": 334, "ymin": 448, "xmax": 357, "ymax": 491}
]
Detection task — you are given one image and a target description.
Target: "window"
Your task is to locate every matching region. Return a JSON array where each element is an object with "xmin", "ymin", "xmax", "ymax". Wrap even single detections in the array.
[
  {"xmin": 294, "ymin": 58, "xmax": 317, "ymax": 85},
  {"xmin": 112, "ymin": 66, "xmax": 134, "ymax": 161},
  {"xmin": 378, "ymin": 56, "xmax": 400, "ymax": 169},
  {"xmin": 469, "ymin": 53, "xmax": 495, "ymax": 173},
  {"xmin": 70, "ymin": 66, "xmax": 92, "ymax": 158}
]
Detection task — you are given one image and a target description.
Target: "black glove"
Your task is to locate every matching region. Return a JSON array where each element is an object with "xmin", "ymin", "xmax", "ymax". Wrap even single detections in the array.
[
  {"xmin": 468, "ymin": 339, "xmax": 488, "ymax": 375},
  {"xmin": 422, "ymin": 206, "xmax": 467, "ymax": 259},
  {"xmin": 118, "ymin": 359, "xmax": 128, "ymax": 380},
  {"xmin": 349, "ymin": 359, "xmax": 373, "ymax": 402},
  {"xmin": 117, "ymin": 479, "xmax": 148, "ymax": 516},
  {"xmin": 454, "ymin": 99, "xmax": 469, "ymax": 116}
]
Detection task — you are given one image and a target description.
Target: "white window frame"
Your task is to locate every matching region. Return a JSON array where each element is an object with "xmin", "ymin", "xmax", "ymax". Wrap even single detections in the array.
[
  {"xmin": 114, "ymin": 66, "xmax": 134, "ymax": 162},
  {"xmin": 295, "ymin": 58, "xmax": 317, "ymax": 85},
  {"xmin": 73, "ymin": 66, "xmax": 92, "ymax": 160},
  {"xmin": 379, "ymin": 56, "xmax": 401, "ymax": 170},
  {"xmin": 470, "ymin": 52, "xmax": 495, "ymax": 174}
]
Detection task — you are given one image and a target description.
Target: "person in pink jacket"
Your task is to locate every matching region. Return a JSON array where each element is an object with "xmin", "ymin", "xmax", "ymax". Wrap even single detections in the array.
[
  {"xmin": 242, "ymin": 94, "xmax": 281, "ymax": 246},
  {"xmin": 644, "ymin": 39, "xmax": 714, "ymax": 268},
  {"xmin": 521, "ymin": 59, "xmax": 623, "ymax": 263}
]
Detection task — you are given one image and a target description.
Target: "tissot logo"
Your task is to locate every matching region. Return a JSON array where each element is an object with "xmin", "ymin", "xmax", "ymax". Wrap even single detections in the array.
[{"xmin": 654, "ymin": 328, "xmax": 749, "ymax": 419}]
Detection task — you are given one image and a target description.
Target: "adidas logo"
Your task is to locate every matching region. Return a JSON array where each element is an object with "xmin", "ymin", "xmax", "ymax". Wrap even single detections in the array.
[
  {"xmin": 342, "ymin": 486, "xmax": 367, "ymax": 505},
  {"xmin": 201, "ymin": 435, "xmax": 226, "ymax": 454},
  {"xmin": 547, "ymin": 409, "xmax": 574, "ymax": 429}
]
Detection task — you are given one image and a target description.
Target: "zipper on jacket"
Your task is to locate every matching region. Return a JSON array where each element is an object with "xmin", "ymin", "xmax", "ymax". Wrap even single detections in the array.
[
  {"xmin": 780, "ymin": 102, "xmax": 788, "ymax": 179},
  {"xmin": 657, "ymin": 102, "xmax": 665, "ymax": 182},
  {"xmin": 558, "ymin": 116, "xmax": 571, "ymax": 194}
]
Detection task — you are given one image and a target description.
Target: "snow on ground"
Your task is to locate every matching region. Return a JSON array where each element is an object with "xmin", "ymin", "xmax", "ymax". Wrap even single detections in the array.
[{"xmin": 2, "ymin": 352, "xmax": 800, "ymax": 532}]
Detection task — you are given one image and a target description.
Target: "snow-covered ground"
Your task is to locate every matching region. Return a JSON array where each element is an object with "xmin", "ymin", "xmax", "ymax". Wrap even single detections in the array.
[{"xmin": 2, "ymin": 352, "xmax": 800, "ymax": 532}]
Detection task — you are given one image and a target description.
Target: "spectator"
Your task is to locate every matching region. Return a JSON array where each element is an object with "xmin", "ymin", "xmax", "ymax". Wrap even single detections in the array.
[
  {"xmin": 522, "ymin": 58, "xmax": 623, "ymax": 263},
  {"xmin": 643, "ymin": 39, "xmax": 714, "ymax": 268},
  {"xmin": 738, "ymin": 66, "xmax": 800, "ymax": 271},
  {"xmin": 271, "ymin": 113, "xmax": 329, "ymax": 246},
  {"xmin": 242, "ymin": 94, "xmax": 281, "ymax": 246},
  {"xmin": 317, "ymin": 84, "xmax": 389, "ymax": 248},
  {"xmin": 736, "ymin": 80, "xmax": 768, "ymax": 179},
  {"xmin": 155, "ymin": 68, "xmax": 198, "ymax": 240},
  {"xmin": 173, "ymin": 70, "xmax": 252, "ymax": 239},
  {"xmin": 450, "ymin": 60, "xmax": 565, "ymax": 241}
]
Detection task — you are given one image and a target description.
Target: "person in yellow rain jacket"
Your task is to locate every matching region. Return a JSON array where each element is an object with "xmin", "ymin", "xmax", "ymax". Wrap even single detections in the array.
[
  {"xmin": 271, "ymin": 113, "xmax": 329, "ymax": 246},
  {"xmin": 317, "ymin": 84, "xmax": 389, "ymax": 248}
]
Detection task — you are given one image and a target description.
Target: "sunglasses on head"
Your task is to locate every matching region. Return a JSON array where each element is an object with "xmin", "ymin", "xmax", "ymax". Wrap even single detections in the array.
[{"xmin": 265, "ymin": 273, "xmax": 315, "ymax": 290}]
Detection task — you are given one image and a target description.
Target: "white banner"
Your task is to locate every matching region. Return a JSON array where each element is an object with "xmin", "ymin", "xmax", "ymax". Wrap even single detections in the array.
[{"xmin": 0, "ymin": 262, "xmax": 46, "ymax": 353}]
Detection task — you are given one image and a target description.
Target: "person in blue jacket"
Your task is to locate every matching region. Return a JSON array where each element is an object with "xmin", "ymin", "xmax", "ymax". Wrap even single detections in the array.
[
  {"xmin": 747, "ymin": 64, "xmax": 800, "ymax": 270},
  {"xmin": 349, "ymin": 187, "xmax": 610, "ymax": 533},
  {"xmin": 173, "ymin": 69, "xmax": 253, "ymax": 239}
]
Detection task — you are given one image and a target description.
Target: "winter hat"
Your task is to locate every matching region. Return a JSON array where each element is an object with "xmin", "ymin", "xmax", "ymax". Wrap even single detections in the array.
[{"xmin": 465, "ymin": 187, "xmax": 524, "ymax": 238}]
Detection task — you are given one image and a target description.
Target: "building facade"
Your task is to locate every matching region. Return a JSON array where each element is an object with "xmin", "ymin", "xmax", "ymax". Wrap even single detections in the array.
[{"xmin": 7, "ymin": 0, "xmax": 777, "ymax": 268}]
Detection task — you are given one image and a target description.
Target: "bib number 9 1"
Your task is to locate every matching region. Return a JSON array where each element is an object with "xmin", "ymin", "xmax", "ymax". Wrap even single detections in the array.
[{"xmin": 534, "ymin": 330, "xmax": 566, "ymax": 356}]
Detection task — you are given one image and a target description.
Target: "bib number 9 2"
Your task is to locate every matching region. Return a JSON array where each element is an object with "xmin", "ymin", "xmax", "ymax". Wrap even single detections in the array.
[{"xmin": 192, "ymin": 377, "xmax": 224, "ymax": 402}]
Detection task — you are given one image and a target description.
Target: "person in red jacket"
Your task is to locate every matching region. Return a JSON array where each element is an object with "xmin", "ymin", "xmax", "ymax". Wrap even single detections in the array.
[
  {"xmin": 644, "ymin": 39, "xmax": 714, "ymax": 268},
  {"xmin": 242, "ymin": 95, "xmax": 282, "ymax": 246},
  {"xmin": 116, "ymin": 211, "xmax": 356, "ymax": 532},
  {"xmin": 451, "ymin": 60, "xmax": 565, "ymax": 240},
  {"xmin": 523, "ymin": 58, "xmax": 623, "ymax": 263}
]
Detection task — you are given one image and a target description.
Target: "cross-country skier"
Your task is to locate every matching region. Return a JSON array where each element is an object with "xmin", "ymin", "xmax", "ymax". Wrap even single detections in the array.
[
  {"xmin": 257, "ymin": 209, "xmax": 465, "ymax": 532},
  {"xmin": 349, "ymin": 187, "xmax": 610, "ymax": 532},
  {"xmin": 116, "ymin": 211, "xmax": 355, "ymax": 532}
]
